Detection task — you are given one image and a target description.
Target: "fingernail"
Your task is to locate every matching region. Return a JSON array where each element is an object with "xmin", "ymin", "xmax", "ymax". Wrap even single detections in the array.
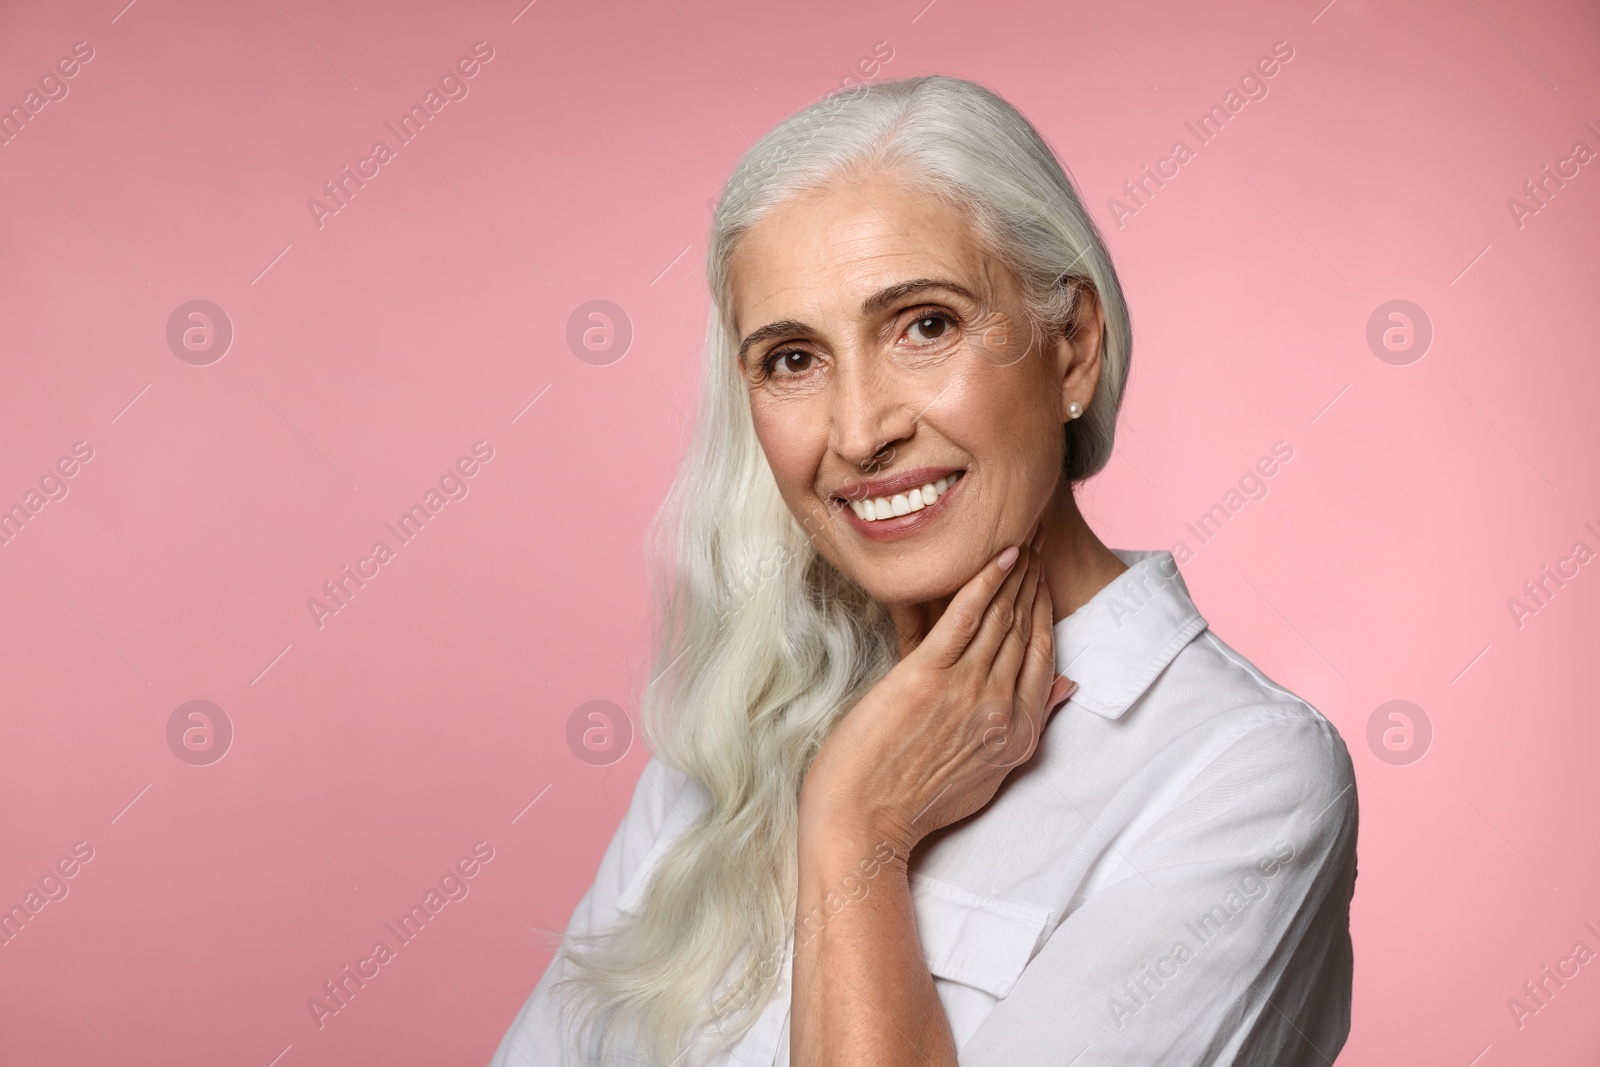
[
  {"xmin": 998, "ymin": 546, "xmax": 1020, "ymax": 570},
  {"xmin": 1050, "ymin": 677, "xmax": 1077, "ymax": 708}
]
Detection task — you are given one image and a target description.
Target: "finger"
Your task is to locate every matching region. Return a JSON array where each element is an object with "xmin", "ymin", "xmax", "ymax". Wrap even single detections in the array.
[
  {"xmin": 915, "ymin": 541, "xmax": 1025, "ymax": 670},
  {"xmin": 961, "ymin": 539, "xmax": 1033, "ymax": 669},
  {"xmin": 1015, "ymin": 524, "xmax": 1046, "ymax": 647},
  {"xmin": 984, "ymin": 535, "xmax": 1043, "ymax": 682},
  {"xmin": 985, "ymin": 580, "xmax": 1058, "ymax": 773},
  {"xmin": 1045, "ymin": 673, "xmax": 1078, "ymax": 732},
  {"xmin": 1048, "ymin": 674, "xmax": 1077, "ymax": 715},
  {"xmin": 1015, "ymin": 574, "xmax": 1057, "ymax": 722},
  {"xmin": 981, "ymin": 522, "xmax": 1045, "ymax": 664},
  {"xmin": 1032, "ymin": 582, "xmax": 1079, "ymax": 721}
]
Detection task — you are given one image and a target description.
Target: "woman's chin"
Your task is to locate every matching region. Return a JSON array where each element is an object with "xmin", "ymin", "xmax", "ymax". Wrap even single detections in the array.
[{"xmin": 853, "ymin": 564, "xmax": 973, "ymax": 612}]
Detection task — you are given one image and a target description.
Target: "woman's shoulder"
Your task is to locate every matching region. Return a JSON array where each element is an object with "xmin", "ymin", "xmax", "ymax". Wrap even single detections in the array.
[
  {"xmin": 1152, "ymin": 627, "xmax": 1357, "ymax": 811},
  {"xmin": 621, "ymin": 754, "xmax": 710, "ymax": 839},
  {"xmin": 606, "ymin": 754, "xmax": 711, "ymax": 913}
]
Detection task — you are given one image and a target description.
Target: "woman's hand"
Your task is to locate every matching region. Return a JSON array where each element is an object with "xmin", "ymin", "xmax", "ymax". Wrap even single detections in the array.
[{"xmin": 798, "ymin": 526, "xmax": 1077, "ymax": 860}]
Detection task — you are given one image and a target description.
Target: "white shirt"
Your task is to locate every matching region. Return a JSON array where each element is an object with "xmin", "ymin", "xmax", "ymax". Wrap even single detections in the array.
[{"xmin": 490, "ymin": 548, "xmax": 1358, "ymax": 1066}]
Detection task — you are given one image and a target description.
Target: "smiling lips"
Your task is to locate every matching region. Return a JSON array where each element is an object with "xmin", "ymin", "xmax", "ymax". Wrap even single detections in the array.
[
  {"xmin": 832, "ymin": 468, "xmax": 967, "ymax": 536},
  {"xmin": 847, "ymin": 471, "xmax": 962, "ymax": 521}
]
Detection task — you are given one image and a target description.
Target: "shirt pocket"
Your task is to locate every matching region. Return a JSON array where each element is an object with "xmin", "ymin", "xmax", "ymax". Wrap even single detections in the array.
[{"xmin": 910, "ymin": 871, "xmax": 1052, "ymax": 999}]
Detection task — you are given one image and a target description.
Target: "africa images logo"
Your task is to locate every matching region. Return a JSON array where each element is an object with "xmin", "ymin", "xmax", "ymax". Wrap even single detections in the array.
[
  {"xmin": 1106, "ymin": 40, "xmax": 1296, "ymax": 228},
  {"xmin": 306, "ymin": 41, "xmax": 496, "ymax": 230}
]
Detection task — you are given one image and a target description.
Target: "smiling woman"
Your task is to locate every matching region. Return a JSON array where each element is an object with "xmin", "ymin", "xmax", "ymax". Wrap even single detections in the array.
[{"xmin": 489, "ymin": 75, "xmax": 1357, "ymax": 1067}]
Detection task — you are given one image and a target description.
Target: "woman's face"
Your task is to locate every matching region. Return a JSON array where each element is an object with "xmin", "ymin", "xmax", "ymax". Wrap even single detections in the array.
[{"xmin": 728, "ymin": 169, "xmax": 1099, "ymax": 607}]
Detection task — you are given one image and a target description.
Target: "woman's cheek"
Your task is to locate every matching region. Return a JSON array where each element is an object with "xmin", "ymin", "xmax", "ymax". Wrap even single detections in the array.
[{"xmin": 752, "ymin": 403, "xmax": 823, "ymax": 502}]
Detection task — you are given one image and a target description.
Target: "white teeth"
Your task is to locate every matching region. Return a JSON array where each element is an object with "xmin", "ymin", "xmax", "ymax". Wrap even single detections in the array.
[{"xmin": 846, "ymin": 472, "xmax": 963, "ymax": 523}]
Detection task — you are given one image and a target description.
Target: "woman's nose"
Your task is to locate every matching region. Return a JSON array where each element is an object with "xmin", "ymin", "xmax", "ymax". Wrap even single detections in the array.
[{"xmin": 829, "ymin": 361, "xmax": 918, "ymax": 472}]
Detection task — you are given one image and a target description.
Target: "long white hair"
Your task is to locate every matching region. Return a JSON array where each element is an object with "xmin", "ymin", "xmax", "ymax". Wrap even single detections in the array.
[{"xmin": 548, "ymin": 74, "xmax": 1132, "ymax": 1064}]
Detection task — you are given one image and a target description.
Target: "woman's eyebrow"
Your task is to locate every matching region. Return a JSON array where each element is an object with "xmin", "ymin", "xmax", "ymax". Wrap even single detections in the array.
[
  {"xmin": 738, "ymin": 319, "xmax": 811, "ymax": 364},
  {"xmin": 737, "ymin": 279, "xmax": 978, "ymax": 363},
  {"xmin": 860, "ymin": 278, "xmax": 977, "ymax": 316}
]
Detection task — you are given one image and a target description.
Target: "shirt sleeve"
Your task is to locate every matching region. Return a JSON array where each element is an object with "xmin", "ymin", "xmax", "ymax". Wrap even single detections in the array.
[
  {"xmin": 959, "ymin": 711, "xmax": 1359, "ymax": 1067},
  {"xmin": 487, "ymin": 755, "xmax": 700, "ymax": 1067}
]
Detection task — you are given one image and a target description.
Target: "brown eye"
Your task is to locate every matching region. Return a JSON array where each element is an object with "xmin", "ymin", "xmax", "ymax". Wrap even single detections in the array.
[
  {"xmin": 765, "ymin": 350, "xmax": 814, "ymax": 376},
  {"xmin": 907, "ymin": 313, "xmax": 952, "ymax": 343}
]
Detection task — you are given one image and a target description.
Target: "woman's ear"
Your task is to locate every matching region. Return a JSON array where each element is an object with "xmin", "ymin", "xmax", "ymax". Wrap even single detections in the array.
[{"xmin": 1056, "ymin": 279, "xmax": 1105, "ymax": 423}]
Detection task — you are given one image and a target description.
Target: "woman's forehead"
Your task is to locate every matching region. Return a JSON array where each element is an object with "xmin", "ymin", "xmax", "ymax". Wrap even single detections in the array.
[{"xmin": 729, "ymin": 178, "xmax": 1003, "ymax": 329}]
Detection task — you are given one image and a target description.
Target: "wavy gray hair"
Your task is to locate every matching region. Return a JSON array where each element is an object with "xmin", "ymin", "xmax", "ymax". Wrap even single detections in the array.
[{"xmin": 546, "ymin": 73, "xmax": 1132, "ymax": 1064}]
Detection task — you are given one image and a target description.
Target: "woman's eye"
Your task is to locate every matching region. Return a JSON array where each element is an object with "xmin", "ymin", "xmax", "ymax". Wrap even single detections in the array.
[
  {"xmin": 764, "ymin": 350, "xmax": 814, "ymax": 376},
  {"xmin": 906, "ymin": 313, "xmax": 953, "ymax": 343}
]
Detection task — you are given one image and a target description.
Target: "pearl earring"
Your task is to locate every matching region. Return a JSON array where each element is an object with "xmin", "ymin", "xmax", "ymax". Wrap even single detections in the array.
[{"xmin": 1066, "ymin": 401, "xmax": 1084, "ymax": 420}]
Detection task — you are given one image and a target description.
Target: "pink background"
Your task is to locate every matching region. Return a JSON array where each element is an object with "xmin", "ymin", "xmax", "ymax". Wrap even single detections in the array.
[{"xmin": 2, "ymin": 0, "xmax": 1597, "ymax": 1063}]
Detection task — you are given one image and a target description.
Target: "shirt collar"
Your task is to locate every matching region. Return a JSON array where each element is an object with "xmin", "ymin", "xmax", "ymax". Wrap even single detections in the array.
[{"xmin": 1051, "ymin": 549, "xmax": 1209, "ymax": 720}]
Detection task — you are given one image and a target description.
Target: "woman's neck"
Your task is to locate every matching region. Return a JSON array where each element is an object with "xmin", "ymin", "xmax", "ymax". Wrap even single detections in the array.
[
  {"xmin": 1037, "ymin": 483, "xmax": 1128, "ymax": 623},
  {"xmin": 885, "ymin": 483, "xmax": 1127, "ymax": 658}
]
